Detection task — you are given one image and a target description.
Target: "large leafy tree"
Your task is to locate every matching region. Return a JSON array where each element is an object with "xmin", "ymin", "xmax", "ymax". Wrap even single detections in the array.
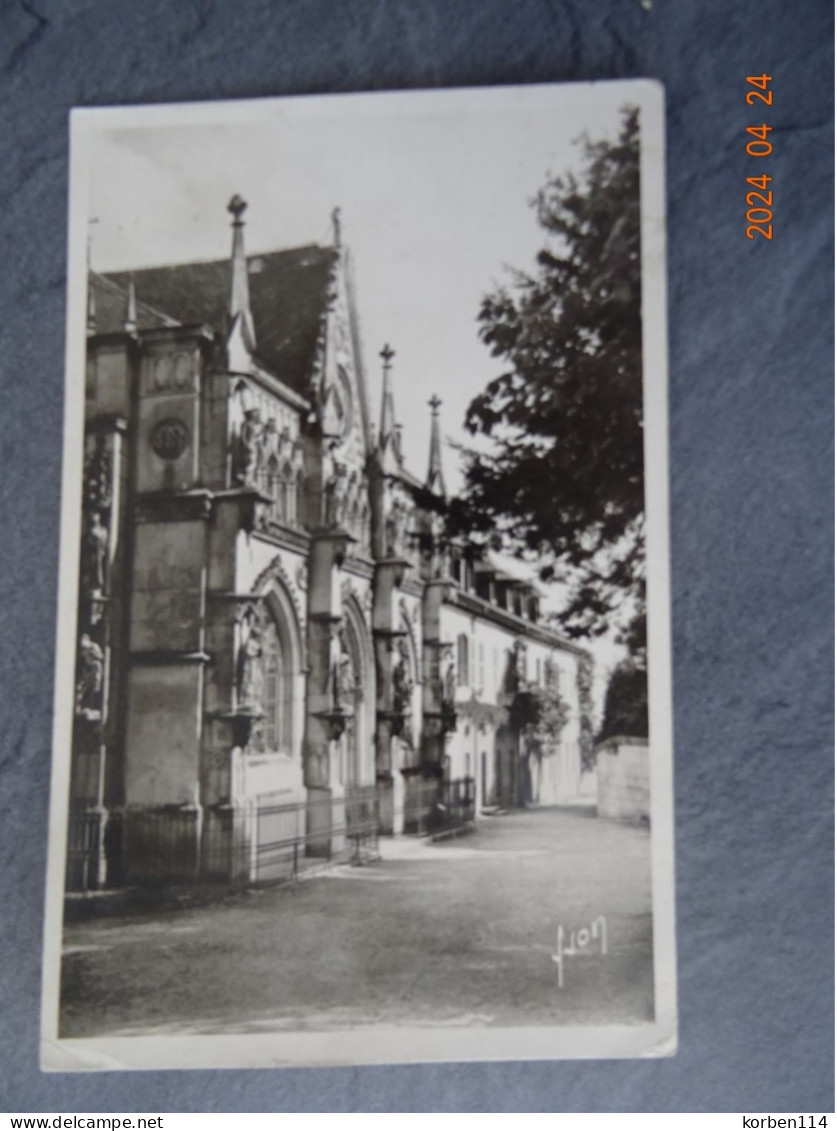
[
  {"xmin": 597, "ymin": 659, "xmax": 649, "ymax": 742},
  {"xmin": 450, "ymin": 107, "xmax": 644, "ymax": 649}
]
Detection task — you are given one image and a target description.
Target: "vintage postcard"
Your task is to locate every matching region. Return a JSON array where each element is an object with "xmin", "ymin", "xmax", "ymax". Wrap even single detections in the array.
[{"xmin": 41, "ymin": 79, "xmax": 675, "ymax": 1070}]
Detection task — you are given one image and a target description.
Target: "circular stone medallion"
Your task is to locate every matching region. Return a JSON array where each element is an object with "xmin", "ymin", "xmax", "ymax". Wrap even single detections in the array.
[{"xmin": 149, "ymin": 417, "xmax": 190, "ymax": 461}]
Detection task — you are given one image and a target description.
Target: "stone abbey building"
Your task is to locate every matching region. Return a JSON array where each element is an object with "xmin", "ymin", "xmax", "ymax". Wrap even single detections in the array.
[{"xmin": 69, "ymin": 198, "xmax": 591, "ymax": 889}]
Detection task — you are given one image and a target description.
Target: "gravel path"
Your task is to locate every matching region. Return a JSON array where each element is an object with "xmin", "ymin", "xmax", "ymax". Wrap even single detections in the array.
[{"xmin": 60, "ymin": 806, "xmax": 653, "ymax": 1036}]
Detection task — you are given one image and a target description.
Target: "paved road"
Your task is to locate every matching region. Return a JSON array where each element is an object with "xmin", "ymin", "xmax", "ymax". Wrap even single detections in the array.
[{"xmin": 60, "ymin": 806, "xmax": 653, "ymax": 1036}]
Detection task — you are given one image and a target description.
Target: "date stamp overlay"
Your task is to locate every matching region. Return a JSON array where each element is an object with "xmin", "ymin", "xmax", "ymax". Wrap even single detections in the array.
[{"xmin": 746, "ymin": 74, "xmax": 774, "ymax": 240}]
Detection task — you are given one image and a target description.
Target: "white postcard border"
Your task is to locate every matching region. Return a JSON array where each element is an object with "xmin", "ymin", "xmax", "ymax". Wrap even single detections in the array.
[{"xmin": 41, "ymin": 78, "xmax": 676, "ymax": 1072}]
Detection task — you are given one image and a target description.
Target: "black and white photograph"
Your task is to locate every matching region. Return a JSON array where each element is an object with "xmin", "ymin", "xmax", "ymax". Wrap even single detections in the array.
[{"xmin": 41, "ymin": 80, "xmax": 674, "ymax": 1071}]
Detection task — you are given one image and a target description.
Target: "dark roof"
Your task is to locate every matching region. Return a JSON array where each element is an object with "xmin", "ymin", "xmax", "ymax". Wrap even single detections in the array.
[
  {"xmin": 89, "ymin": 273, "xmax": 175, "ymax": 333},
  {"xmin": 101, "ymin": 245, "xmax": 337, "ymax": 396}
]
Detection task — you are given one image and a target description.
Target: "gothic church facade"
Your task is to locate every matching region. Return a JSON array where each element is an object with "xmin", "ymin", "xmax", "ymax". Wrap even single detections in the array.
[{"xmin": 70, "ymin": 198, "xmax": 590, "ymax": 888}]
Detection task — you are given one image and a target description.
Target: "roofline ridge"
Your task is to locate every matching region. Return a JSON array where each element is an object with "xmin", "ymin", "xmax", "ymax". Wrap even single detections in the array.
[
  {"xmin": 101, "ymin": 241, "xmax": 336, "ymax": 279},
  {"xmin": 89, "ymin": 270, "xmax": 180, "ymax": 328}
]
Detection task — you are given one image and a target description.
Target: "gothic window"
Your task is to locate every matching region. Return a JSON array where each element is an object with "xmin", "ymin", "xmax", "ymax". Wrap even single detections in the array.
[
  {"xmin": 262, "ymin": 618, "xmax": 286, "ymax": 752},
  {"xmin": 546, "ymin": 659, "xmax": 561, "ymax": 693},
  {"xmin": 457, "ymin": 633, "xmax": 469, "ymax": 687}
]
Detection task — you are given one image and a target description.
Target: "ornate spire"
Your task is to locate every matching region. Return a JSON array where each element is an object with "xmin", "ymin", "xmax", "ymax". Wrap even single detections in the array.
[
  {"xmin": 426, "ymin": 394, "xmax": 446, "ymax": 496},
  {"xmin": 123, "ymin": 274, "xmax": 137, "ymax": 335},
  {"xmin": 378, "ymin": 343, "xmax": 397, "ymax": 453},
  {"xmin": 86, "ymin": 215, "xmax": 98, "ymax": 336},
  {"xmin": 331, "ymin": 206, "xmax": 342, "ymax": 249},
  {"xmin": 86, "ymin": 279, "xmax": 97, "ymax": 337},
  {"xmin": 227, "ymin": 194, "xmax": 255, "ymax": 347}
]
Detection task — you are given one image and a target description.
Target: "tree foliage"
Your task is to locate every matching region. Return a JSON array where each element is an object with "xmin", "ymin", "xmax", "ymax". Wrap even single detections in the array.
[
  {"xmin": 511, "ymin": 675, "xmax": 572, "ymax": 806},
  {"xmin": 509, "ymin": 681, "xmax": 570, "ymax": 758},
  {"xmin": 450, "ymin": 107, "xmax": 644, "ymax": 645},
  {"xmin": 597, "ymin": 659, "xmax": 648, "ymax": 741},
  {"xmin": 576, "ymin": 652, "xmax": 596, "ymax": 771}
]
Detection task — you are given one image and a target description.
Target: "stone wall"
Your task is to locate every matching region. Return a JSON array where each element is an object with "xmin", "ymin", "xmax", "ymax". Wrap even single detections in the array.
[{"xmin": 595, "ymin": 736, "xmax": 649, "ymax": 822}]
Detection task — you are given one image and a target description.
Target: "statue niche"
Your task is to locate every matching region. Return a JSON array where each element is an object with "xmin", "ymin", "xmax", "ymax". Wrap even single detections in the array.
[
  {"xmin": 80, "ymin": 433, "xmax": 113, "ymax": 617},
  {"xmin": 237, "ymin": 617, "xmax": 264, "ymax": 711},
  {"xmin": 323, "ymin": 461, "xmax": 349, "ymax": 528},
  {"xmin": 81, "ymin": 509, "xmax": 109, "ymax": 598},
  {"xmin": 233, "ymin": 407, "xmax": 262, "ymax": 486},
  {"xmin": 75, "ymin": 633, "xmax": 104, "ymax": 722},
  {"xmin": 391, "ymin": 637, "xmax": 413, "ymax": 738},
  {"xmin": 233, "ymin": 401, "xmax": 305, "ymax": 528},
  {"xmin": 233, "ymin": 606, "xmax": 291, "ymax": 754},
  {"xmin": 332, "ymin": 627, "xmax": 362, "ymax": 783},
  {"xmin": 385, "ymin": 496, "xmax": 410, "ymax": 558},
  {"xmin": 84, "ymin": 434, "xmax": 112, "ymax": 513},
  {"xmin": 333, "ymin": 630, "xmax": 356, "ymax": 713}
]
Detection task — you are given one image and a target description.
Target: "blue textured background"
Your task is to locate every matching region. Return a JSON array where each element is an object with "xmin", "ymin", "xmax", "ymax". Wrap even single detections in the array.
[{"xmin": 0, "ymin": 0, "xmax": 832, "ymax": 1113}]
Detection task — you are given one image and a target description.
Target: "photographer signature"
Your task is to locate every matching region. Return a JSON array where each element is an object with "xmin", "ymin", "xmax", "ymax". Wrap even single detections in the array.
[{"xmin": 551, "ymin": 915, "xmax": 607, "ymax": 989}]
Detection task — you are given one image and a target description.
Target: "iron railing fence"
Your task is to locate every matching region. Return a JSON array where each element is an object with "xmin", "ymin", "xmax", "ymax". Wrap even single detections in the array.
[
  {"xmin": 443, "ymin": 776, "xmax": 477, "ymax": 828},
  {"xmin": 66, "ymin": 785, "xmax": 380, "ymax": 894},
  {"xmin": 401, "ymin": 776, "xmax": 476, "ymax": 836},
  {"xmin": 65, "ymin": 807, "xmax": 107, "ymax": 894},
  {"xmin": 65, "ymin": 777, "xmax": 475, "ymax": 894}
]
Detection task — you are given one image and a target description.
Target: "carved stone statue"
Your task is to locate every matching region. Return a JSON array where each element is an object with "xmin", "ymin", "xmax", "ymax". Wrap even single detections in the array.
[
  {"xmin": 260, "ymin": 417, "xmax": 278, "ymax": 462},
  {"xmin": 75, "ymin": 634, "xmax": 104, "ymax": 719},
  {"xmin": 334, "ymin": 649, "xmax": 355, "ymax": 711},
  {"xmin": 324, "ymin": 461, "xmax": 348, "ymax": 527},
  {"xmin": 237, "ymin": 620, "xmax": 264, "ymax": 709},
  {"xmin": 392, "ymin": 638, "xmax": 413, "ymax": 716},
  {"xmin": 384, "ymin": 496, "xmax": 411, "ymax": 557},
  {"xmin": 235, "ymin": 408, "xmax": 262, "ymax": 485},
  {"xmin": 82, "ymin": 510, "xmax": 108, "ymax": 596},
  {"xmin": 443, "ymin": 660, "xmax": 456, "ymax": 706},
  {"xmin": 277, "ymin": 425, "xmax": 292, "ymax": 463},
  {"xmin": 84, "ymin": 436, "xmax": 111, "ymax": 512}
]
